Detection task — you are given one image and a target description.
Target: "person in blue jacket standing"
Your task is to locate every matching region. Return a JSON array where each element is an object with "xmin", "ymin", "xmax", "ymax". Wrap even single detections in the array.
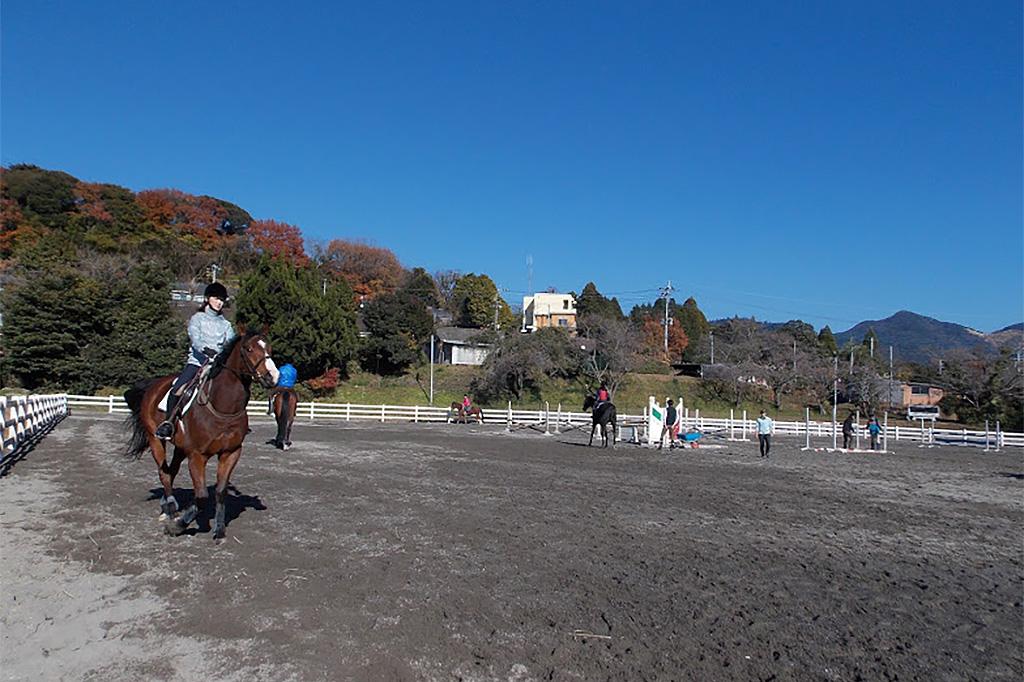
[
  {"xmin": 267, "ymin": 363, "xmax": 298, "ymax": 414},
  {"xmin": 156, "ymin": 282, "xmax": 236, "ymax": 440}
]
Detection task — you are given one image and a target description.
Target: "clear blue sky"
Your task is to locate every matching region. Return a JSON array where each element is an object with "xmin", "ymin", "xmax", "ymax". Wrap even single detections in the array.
[{"xmin": 3, "ymin": 1, "xmax": 1021, "ymax": 332}]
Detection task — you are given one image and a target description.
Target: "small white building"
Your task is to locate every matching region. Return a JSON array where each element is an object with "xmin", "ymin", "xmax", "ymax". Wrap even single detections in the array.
[
  {"xmin": 433, "ymin": 327, "xmax": 492, "ymax": 366},
  {"xmin": 522, "ymin": 292, "xmax": 577, "ymax": 332}
]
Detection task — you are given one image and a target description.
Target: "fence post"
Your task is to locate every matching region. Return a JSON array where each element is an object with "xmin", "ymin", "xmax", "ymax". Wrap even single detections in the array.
[
  {"xmin": 381, "ymin": 404, "xmax": 386, "ymax": 423},
  {"xmin": 962, "ymin": 427, "xmax": 967, "ymax": 445},
  {"xmin": 506, "ymin": 401, "xmax": 512, "ymax": 433},
  {"xmin": 741, "ymin": 409, "xmax": 747, "ymax": 440},
  {"xmin": 554, "ymin": 403, "xmax": 561, "ymax": 434},
  {"xmin": 346, "ymin": 403, "xmax": 351, "ymax": 422},
  {"xmin": 310, "ymin": 401, "xmax": 316, "ymax": 422},
  {"xmin": 996, "ymin": 421, "xmax": 1002, "ymax": 450},
  {"xmin": 544, "ymin": 402, "xmax": 550, "ymax": 435},
  {"xmin": 883, "ymin": 412, "xmax": 888, "ymax": 453},
  {"xmin": 414, "ymin": 405, "xmax": 419, "ymax": 423},
  {"xmin": 729, "ymin": 408, "xmax": 735, "ymax": 440},
  {"xmin": 984, "ymin": 420, "xmax": 990, "ymax": 451},
  {"xmin": 108, "ymin": 395, "xmax": 114, "ymax": 414}
]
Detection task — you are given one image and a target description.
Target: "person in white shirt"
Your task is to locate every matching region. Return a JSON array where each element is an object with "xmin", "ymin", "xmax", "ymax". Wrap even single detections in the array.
[{"xmin": 755, "ymin": 410, "xmax": 774, "ymax": 458}]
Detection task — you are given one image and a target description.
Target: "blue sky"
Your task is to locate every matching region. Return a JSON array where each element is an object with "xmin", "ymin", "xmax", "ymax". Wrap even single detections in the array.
[{"xmin": 3, "ymin": 1, "xmax": 1021, "ymax": 332}]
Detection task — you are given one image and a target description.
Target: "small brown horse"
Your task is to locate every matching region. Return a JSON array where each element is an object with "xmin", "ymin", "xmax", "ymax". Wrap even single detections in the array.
[
  {"xmin": 267, "ymin": 388, "xmax": 297, "ymax": 450},
  {"xmin": 449, "ymin": 402, "xmax": 484, "ymax": 424},
  {"xmin": 124, "ymin": 330, "xmax": 278, "ymax": 538}
]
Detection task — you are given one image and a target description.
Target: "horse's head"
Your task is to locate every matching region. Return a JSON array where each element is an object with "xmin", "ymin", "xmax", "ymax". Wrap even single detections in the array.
[
  {"xmin": 234, "ymin": 332, "xmax": 280, "ymax": 389},
  {"xmin": 583, "ymin": 395, "xmax": 595, "ymax": 411}
]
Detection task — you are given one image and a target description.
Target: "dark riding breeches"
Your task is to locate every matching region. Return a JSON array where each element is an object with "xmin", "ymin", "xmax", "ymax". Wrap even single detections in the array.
[{"xmin": 171, "ymin": 364, "xmax": 200, "ymax": 395}]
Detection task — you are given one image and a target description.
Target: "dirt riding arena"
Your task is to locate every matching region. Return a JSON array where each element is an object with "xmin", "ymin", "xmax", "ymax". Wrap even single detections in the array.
[{"xmin": 2, "ymin": 414, "xmax": 1022, "ymax": 681}]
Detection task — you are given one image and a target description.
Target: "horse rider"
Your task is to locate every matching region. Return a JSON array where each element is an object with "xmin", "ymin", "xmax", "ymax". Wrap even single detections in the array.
[
  {"xmin": 156, "ymin": 282, "xmax": 236, "ymax": 439},
  {"xmin": 594, "ymin": 383, "xmax": 610, "ymax": 408},
  {"xmin": 462, "ymin": 394, "xmax": 473, "ymax": 415},
  {"xmin": 267, "ymin": 363, "xmax": 298, "ymax": 414}
]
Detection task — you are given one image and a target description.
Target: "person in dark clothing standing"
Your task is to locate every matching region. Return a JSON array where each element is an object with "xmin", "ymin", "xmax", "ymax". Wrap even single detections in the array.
[
  {"xmin": 756, "ymin": 409, "xmax": 774, "ymax": 458},
  {"xmin": 842, "ymin": 413, "xmax": 855, "ymax": 449},
  {"xmin": 659, "ymin": 399, "xmax": 677, "ymax": 450}
]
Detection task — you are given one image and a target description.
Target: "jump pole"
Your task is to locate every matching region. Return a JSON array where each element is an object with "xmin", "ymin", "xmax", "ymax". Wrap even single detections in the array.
[
  {"xmin": 506, "ymin": 401, "xmax": 512, "ymax": 433},
  {"xmin": 730, "ymin": 409, "xmax": 735, "ymax": 440},
  {"xmin": 996, "ymin": 420, "xmax": 1002, "ymax": 451},
  {"xmin": 855, "ymin": 409, "xmax": 861, "ymax": 450},
  {"xmin": 554, "ymin": 403, "xmax": 562, "ymax": 434},
  {"xmin": 883, "ymin": 412, "xmax": 888, "ymax": 452},
  {"xmin": 802, "ymin": 407, "xmax": 811, "ymax": 450}
]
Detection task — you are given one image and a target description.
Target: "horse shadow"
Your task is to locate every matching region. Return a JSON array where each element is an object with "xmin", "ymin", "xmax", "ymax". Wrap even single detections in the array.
[{"xmin": 146, "ymin": 484, "xmax": 267, "ymax": 534}]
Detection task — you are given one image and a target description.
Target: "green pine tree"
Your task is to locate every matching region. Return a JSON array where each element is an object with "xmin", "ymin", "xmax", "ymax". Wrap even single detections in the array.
[{"xmin": 234, "ymin": 257, "xmax": 358, "ymax": 381}]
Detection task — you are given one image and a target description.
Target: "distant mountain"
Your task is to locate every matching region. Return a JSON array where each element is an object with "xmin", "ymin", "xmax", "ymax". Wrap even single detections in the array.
[
  {"xmin": 987, "ymin": 323, "xmax": 1024, "ymax": 352},
  {"xmin": 834, "ymin": 311, "xmax": 997, "ymax": 364}
]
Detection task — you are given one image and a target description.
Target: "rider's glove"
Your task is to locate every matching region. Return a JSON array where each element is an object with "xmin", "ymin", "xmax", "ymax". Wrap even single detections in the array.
[{"xmin": 202, "ymin": 347, "xmax": 218, "ymax": 359}]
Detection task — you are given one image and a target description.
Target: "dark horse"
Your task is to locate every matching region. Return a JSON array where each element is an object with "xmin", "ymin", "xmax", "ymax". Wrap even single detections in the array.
[
  {"xmin": 583, "ymin": 395, "xmax": 617, "ymax": 447},
  {"xmin": 449, "ymin": 402, "xmax": 484, "ymax": 424},
  {"xmin": 124, "ymin": 330, "xmax": 278, "ymax": 538},
  {"xmin": 267, "ymin": 388, "xmax": 297, "ymax": 450}
]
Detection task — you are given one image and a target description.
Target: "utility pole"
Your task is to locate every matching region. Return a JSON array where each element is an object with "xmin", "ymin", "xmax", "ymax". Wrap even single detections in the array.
[
  {"xmin": 832, "ymin": 354, "xmax": 839, "ymax": 450},
  {"xmin": 793, "ymin": 338, "xmax": 797, "ymax": 370},
  {"xmin": 849, "ymin": 349, "xmax": 854, "ymax": 375},
  {"xmin": 494, "ymin": 291, "xmax": 499, "ymax": 331},
  {"xmin": 660, "ymin": 281, "xmax": 673, "ymax": 353},
  {"xmin": 888, "ymin": 345, "xmax": 894, "ymax": 414},
  {"xmin": 710, "ymin": 331, "xmax": 715, "ymax": 364},
  {"xmin": 429, "ymin": 334, "xmax": 435, "ymax": 405},
  {"xmin": 870, "ymin": 335, "xmax": 875, "ymax": 358},
  {"xmin": 209, "ymin": 263, "xmax": 221, "ymax": 283}
]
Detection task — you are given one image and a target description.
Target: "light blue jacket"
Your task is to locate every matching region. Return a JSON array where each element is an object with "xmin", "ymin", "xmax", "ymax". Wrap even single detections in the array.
[{"xmin": 186, "ymin": 308, "xmax": 236, "ymax": 366}]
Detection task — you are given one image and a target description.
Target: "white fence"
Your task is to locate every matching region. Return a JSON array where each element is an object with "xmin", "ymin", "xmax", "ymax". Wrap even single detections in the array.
[
  {"xmin": 64, "ymin": 394, "xmax": 1023, "ymax": 449},
  {"xmin": 1, "ymin": 394, "xmax": 69, "ymax": 457}
]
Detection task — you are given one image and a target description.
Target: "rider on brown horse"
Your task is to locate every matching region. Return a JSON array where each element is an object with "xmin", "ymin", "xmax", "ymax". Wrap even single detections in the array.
[{"xmin": 156, "ymin": 282, "xmax": 235, "ymax": 440}]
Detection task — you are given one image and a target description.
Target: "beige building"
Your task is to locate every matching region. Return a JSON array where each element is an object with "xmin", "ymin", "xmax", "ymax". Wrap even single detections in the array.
[
  {"xmin": 522, "ymin": 293, "xmax": 577, "ymax": 332},
  {"xmin": 901, "ymin": 383, "xmax": 944, "ymax": 407}
]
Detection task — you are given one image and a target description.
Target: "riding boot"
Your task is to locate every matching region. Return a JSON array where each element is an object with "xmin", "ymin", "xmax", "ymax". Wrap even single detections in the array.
[{"xmin": 156, "ymin": 393, "xmax": 180, "ymax": 439}]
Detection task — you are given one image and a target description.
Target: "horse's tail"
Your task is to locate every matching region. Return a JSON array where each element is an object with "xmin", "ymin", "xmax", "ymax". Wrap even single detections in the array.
[{"xmin": 122, "ymin": 379, "xmax": 159, "ymax": 460}]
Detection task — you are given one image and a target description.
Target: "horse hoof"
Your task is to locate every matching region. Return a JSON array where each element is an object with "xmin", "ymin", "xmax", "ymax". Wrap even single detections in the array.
[
  {"xmin": 282, "ymin": 443, "xmax": 290, "ymax": 451},
  {"xmin": 212, "ymin": 527, "xmax": 225, "ymax": 540}
]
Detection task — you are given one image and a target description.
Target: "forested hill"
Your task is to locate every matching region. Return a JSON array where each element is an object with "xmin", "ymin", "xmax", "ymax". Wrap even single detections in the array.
[{"xmin": 834, "ymin": 311, "xmax": 1012, "ymax": 363}]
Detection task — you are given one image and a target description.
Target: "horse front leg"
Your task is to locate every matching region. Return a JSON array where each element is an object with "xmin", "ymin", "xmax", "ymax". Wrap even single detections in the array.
[
  {"xmin": 147, "ymin": 435, "xmax": 179, "ymax": 519},
  {"xmin": 212, "ymin": 448, "xmax": 242, "ymax": 540},
  {"xmin": 589, "ymin": 422, "xmax": 596, "ymax": 446},
  {"xmin": 159, "ymin": 446, "xmax": 186, "ymax": 518},
  {"xmin": 166, "ymin": 452, "xmax": 207, "ymax": 536}
]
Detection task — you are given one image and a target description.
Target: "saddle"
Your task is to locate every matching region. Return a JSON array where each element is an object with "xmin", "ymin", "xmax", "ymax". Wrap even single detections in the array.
[{"xmin": 158, "ymin": 363, "xmax": 214, "ymax": 427}]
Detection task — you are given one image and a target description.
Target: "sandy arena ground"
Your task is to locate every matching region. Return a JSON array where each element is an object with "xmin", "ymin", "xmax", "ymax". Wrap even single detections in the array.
[{"xmin": 1, "ymin": 414, "xmax": 1022, "ymax": 681}]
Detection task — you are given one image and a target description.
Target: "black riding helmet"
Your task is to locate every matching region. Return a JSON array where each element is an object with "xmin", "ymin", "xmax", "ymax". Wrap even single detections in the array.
[{"xmin": 204, "ymin": 282, "xmax": 228, "ymax": 300}]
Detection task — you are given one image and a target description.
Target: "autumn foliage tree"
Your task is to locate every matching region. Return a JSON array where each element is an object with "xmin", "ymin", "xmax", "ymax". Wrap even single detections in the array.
[
  {"xmin": 639, "ymin": 317, "xmax": 689, "ymax": 362},
  {"xmin": 249, "ymin": 219, "xmax": 308, "ymax": 264},
  {"xmin": 321, "ymin": 239, "xmax": 403, "ymax": 299}
]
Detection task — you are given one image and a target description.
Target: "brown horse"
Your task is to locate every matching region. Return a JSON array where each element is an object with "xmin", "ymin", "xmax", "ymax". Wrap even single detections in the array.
[
  {"xmin": 449, "ymin": 402, "xmax": 484, "ymax": 424},
  {"xmin": 124, "ymin": 330, "xmax": 278, "ymax": 538},
  {"xmin": 267, "ymin": 388, "xmax": 297, "ymax": 450}
]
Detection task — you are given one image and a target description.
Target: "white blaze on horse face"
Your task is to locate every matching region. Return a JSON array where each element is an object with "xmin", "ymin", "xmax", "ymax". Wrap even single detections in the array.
[{"xmin": 264, "ymin": 356, "xmax": 280, "ymax": 385}]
